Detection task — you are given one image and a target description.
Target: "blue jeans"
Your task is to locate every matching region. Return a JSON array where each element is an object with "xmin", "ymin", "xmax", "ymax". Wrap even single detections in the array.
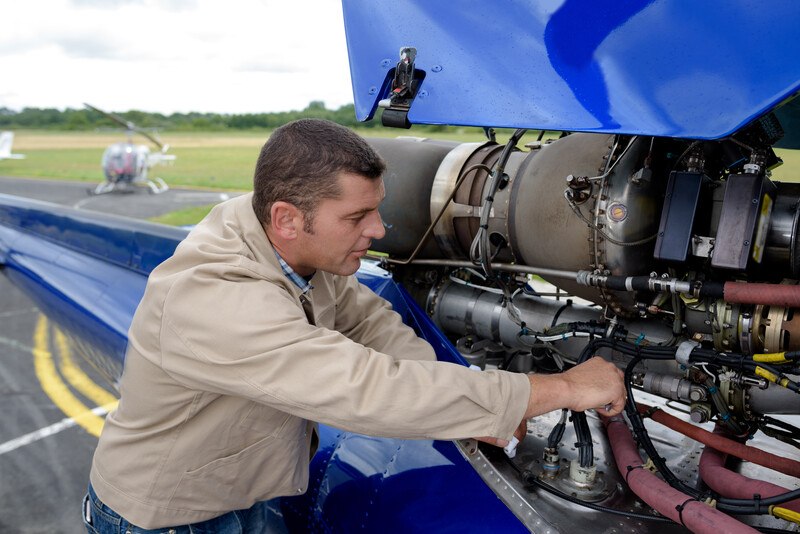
[{"xmin": 83, "ymin": 484, "xmax": 284, "ymax": 534}]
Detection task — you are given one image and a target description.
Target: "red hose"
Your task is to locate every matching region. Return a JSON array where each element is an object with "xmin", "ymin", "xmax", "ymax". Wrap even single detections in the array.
[
  {"xmin": 602, "ymin": 414, "xmax": 758, "ymax": 533},
  {"xmin": 638, "ymin": 403, "xmax": 800, "ymax": 479},
  {"xmin": 699, "ymin": 443, "xmax": 800, "ymax": 514},
  {"xmin": 724, "ymin": 281, "xmax": 800, "ymax": 307}
]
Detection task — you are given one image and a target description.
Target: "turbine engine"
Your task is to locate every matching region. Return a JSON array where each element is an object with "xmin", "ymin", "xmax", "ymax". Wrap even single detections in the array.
[{"xmin": 367, "ymin": 121, "xmax": 800, "ymax": 432}]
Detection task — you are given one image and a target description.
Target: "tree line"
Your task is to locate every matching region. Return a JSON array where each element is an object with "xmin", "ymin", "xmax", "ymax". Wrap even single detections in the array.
[{"xmin": 0, "ymin": 101, "xmax": 464, "ymax": 133}]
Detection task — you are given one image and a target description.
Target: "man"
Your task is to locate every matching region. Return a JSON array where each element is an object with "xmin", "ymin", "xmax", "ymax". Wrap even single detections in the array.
[{"xmin": 85, "ymin": 119, "xmax": 625, "ymax": 532}]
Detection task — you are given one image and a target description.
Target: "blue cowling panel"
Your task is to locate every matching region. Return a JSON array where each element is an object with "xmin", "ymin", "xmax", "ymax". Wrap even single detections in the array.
[{"xmin": 342, "ymin": 0, "xmax": 800, "ymax": 139}]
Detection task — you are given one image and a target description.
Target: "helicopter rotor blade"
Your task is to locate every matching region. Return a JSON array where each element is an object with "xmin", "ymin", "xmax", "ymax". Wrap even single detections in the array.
[
  {"xmin": 84, "ymin": 103, "xmax": 134, "ymax": 131},
  {"xmin": 136, "ymin": 128, "xmax": 165, "ymax": 151},
  {"xmin": 83, "ymin": 103, "xmax": 165, "ymax": 151}
]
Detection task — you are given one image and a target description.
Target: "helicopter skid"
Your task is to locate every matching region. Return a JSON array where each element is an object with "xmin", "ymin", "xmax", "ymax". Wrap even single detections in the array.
[
  {"xmin": 147, "ymin": 177, "xmax": 169, "ymax": 195},
  {"xmin": 90, "ymin": 178, "xmax": 169, "ymax": 196}
]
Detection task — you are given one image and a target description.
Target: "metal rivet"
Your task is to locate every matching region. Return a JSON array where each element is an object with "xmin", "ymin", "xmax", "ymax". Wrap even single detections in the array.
[
  {"xmin": 431, "ymin": 64, "xmax": 443, "ymax": 72},
  {"xmin": 368, "ymin": 86, "xmax": 377, "ymax": 95},
  {"xmin": 380, "ymin": 59, "xmax": 391, "ymax": 68}
]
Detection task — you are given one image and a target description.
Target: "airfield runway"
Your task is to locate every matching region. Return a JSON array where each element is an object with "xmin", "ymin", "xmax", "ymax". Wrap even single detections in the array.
[{"xmin": 0, "ymin": 176, "xmax": 242, "ymax": 533}]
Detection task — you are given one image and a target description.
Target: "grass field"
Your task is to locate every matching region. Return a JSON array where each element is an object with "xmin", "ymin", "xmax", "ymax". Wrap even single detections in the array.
[
  {"xmin": 4, "ymin": 130, "xmax": 280, "ymax": 190},
  {"xmin": 2, "ymin": 129, "xmax": 798, "ymax": 225},
  {"xmin": 2, "ymin": 129, "xmax": 495, "ymax": 191}
]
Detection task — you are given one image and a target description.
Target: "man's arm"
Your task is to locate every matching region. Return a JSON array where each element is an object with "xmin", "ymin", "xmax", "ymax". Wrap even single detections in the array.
[
  {"xmin": 160, "ymin": 271, "xmax": 625, "ymax": 443},
  {"xmin": 159, "ymin": 272, "xmax": 529, "ymax": 441},
  {"xmin": 332, "ymin": 274, "xmax": 435, "ymax": 362}
]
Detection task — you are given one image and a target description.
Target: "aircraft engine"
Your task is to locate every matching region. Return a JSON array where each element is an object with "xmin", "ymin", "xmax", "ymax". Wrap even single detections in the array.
[{"xmin": 366, "ymin": 123, "xmax": 800, "ymax": 431}]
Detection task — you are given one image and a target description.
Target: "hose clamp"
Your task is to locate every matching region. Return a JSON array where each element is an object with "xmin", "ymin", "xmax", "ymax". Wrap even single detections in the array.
[{"xmin": 676, "ymin": 340, "xmax": 699, "ymax": 366}]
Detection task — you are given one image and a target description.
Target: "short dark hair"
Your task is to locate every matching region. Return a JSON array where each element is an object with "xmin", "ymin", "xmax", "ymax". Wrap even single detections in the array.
[{"xmin": 252, "ymin": 119, "xmax": 385, "ymax": 232}]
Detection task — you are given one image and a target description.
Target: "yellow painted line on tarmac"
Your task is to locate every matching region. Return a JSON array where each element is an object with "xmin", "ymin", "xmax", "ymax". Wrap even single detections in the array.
[
  {"xmin": 55, "ymin": 328, "xmax": 118, "ymax": 408},
  {"xmin": 33, "ymin": 315, "xmax": 117, "ymax": 438}
]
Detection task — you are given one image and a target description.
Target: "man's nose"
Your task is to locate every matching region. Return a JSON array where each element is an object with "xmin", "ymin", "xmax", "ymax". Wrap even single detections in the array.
[{"xmin": 365, "ymin": 211, "xmax": 386, "ymax": 239}]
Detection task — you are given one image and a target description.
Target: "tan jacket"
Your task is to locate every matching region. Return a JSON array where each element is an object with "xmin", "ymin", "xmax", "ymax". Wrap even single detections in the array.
[{"xmin": 90, "ymin": 193, "xmax": 530, "ymax": 528}]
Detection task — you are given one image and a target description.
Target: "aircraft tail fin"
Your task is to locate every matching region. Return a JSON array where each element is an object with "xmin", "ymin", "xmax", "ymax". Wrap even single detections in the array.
[{"xmin": 0, "ymin": 131, "xmax": 26, "ymax": 160}]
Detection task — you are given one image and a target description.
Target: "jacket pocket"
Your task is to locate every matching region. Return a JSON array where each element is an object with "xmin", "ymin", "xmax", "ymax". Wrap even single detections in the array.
[{"xmin": 170, "ymin": 432, "xmax": 306, "ymax": 512}]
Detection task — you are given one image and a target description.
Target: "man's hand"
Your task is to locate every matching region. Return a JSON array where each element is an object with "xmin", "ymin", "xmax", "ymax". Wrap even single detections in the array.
[
  {"xmin": 474, "ymin": 357, "xmax": 623, "ymax": 449},
  {"xmin": 525, "ymin": 357, "xmax": 626, "ymax": 419},
  {"xmin": 475, "ymin": 418, "xmax": 528, "ymax": 448}
]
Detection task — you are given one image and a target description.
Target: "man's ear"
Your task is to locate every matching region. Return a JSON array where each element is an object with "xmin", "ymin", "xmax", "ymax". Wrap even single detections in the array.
[{"xmin": 269, "ymin": 201, "xmax": 303, "ymax": 239}]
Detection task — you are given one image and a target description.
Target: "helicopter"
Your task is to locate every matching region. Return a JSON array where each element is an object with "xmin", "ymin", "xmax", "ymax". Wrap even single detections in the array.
[{"xmin": 84, "ymin": 103, "xmax": 175, "ymax": 195}]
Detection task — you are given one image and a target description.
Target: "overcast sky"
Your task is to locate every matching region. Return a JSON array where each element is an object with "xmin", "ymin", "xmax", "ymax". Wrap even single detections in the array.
[{"xmin": 0, "ymin": 0, "xmax": 354, "ymax": 115}]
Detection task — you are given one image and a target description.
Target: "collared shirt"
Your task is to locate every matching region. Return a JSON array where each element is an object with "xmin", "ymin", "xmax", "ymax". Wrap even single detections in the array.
[{"xmin": 274, "ymin": 249, "xmax": 313, "ymax": 294}]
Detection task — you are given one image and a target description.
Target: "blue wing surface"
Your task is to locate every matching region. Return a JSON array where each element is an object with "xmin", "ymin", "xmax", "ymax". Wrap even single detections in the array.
[
  {"xmin": 0, "ymin": 194, "xmax": 186, "ymax": 363},
  {"xmin": 342, "ymin": 0, "xmax": 800, "ymax": 139}
]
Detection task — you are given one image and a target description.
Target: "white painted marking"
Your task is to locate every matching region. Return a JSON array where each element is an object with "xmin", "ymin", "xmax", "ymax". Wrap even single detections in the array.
[
  {"xmin": 0, "ymin": 405, "xmax": 110, "ymax": 456},
  {"xmin": 0, "ymin": 333, "xmax": 35, "ymax": 353},
  {"xmin": 0, "ymin": 307, "xmax": 38, "ymax": 319},
  {"xmin": 173, "ymin": 192, "xmax": 232, "ymax": 202},
  {"xmin": 72, "ymin": 197, "xmax": 95, "ymax": 210}
]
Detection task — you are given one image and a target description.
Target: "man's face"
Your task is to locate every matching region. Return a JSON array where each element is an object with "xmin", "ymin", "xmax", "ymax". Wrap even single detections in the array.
[{"xmin": 292, "ymin": 172, "xmax": 386, "ymax": 277}]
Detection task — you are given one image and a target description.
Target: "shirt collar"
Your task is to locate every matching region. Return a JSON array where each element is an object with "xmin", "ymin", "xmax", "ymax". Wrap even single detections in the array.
[{"xmin": 274, "ymin": 249, "xmax": 314, "ymax": 295}]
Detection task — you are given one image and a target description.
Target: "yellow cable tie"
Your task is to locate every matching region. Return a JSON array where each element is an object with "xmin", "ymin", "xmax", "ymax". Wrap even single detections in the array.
[
  {"xmin": 753, "ymin": 352, "xmax": 789, "ymax": 363},
  {"xmin": 642, "ymin": 458, "xmax": 658, "ymax": 473},
  {"xmin": 755, "ymin": 366, "xmax": 779, "ymax": 384}
]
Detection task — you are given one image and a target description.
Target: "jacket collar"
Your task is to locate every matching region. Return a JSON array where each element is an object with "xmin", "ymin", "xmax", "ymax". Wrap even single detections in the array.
[{"xmin": 228, "ymin": 193, "xmax": 323, "ymax": 300}]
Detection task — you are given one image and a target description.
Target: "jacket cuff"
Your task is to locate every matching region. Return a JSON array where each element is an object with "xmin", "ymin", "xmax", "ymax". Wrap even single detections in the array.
[{"xmin": 492, "ymin": 372, "xmax": 531, "ymax": 439}]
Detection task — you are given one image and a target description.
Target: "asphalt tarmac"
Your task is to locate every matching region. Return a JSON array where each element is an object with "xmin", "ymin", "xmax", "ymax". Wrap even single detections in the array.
[{"xmin": 0, "ymin": 176, "xmax": 241, "ymax": 533}]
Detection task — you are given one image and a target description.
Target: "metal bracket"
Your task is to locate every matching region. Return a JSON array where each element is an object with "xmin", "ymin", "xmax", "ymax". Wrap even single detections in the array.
[{"xmin": 378, "ymin": 47, "xmax": 423, "ymax": 129}]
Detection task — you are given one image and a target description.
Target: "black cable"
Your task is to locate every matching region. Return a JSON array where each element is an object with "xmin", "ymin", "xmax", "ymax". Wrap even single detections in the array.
[
  {"xmin": 572, "ymin": 410, "xmax": 594, "ymax": 467},
  {"xmin": 501, "ymin": 328, "xmax": 800, "ymax": 522},
  {"xmin": 546, "ymin": 409, "xmax": 567, "ymax": 449},
  {"xmin": 623, "ymin": 355, "xmax": 689, "ymax": 491},
  {"xmin": 550, "ymin": 299, "xmax": 573, "ymax": 328},
  {"xmin": 760, "ymin": 415, "xmax": 800, "ymax": 438},
  {"xmin": 622, "ymin": 350, "xmax": 800, "ymax": 513},
  {"xmin": 471, "ymin": 128, "xmax": 526, "ymax": 278},
  {"xmin": 531, "ymin": 328, "xmax": 800, "ymax": 513}
]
